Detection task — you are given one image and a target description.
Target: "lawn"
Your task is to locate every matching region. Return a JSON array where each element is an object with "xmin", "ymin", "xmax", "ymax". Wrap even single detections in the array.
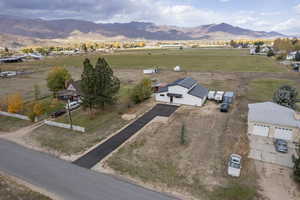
[
  {"xmin": 247, "ymin": 78, "xmax": 298, "ymax": 102},
  {"xmin": 0, "ymin": 116, "xmax": 32, "ymax": 132},
  {"xmin": 28, "ymin": 86, "xmax": 154, "ymax": 155},
  {"xmin": 1, "ymin": 49, "xmax": 286, "ymax": 72},
  {"xmin": 0, "ymin": 174, "xmax": 51, "ymax": 200}
]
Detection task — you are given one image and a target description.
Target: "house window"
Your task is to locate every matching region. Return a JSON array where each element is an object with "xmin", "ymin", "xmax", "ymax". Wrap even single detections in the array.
[{"xmin": 160, "ymin": 94, "xmax": 165, "ymax": 97}]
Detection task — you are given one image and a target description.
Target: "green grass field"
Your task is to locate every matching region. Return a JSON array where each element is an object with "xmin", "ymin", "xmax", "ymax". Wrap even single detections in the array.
[
  {"xmin": 3, "ymin": 49, "xmax": 286, "ymax": 72},
  {"xmin": 247, "ymin": 78, "xmax": 298, "ymax": 102}
]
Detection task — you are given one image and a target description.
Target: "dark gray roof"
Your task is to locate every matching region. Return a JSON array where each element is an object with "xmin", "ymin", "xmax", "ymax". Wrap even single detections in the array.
[
  {"xmin": 248, "ymin": 102, "xmax": 300, "ymax": 128},
  {"xmin": 168, "ymin": 77, "xmax": 197, "ymax": 89},
  {"xmin": 188, "ymin": 84, "xmax": 209, "ymax": 98}
]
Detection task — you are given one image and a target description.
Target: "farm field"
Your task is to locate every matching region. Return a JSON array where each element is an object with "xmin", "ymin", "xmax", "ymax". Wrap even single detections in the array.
[
  {"xmin": 0, "ymin": 48, "xmax": 287, "ymax": 72},
  {"xmin": 247, "ymin": 78, "xmax": 300, "ymax": 102}
]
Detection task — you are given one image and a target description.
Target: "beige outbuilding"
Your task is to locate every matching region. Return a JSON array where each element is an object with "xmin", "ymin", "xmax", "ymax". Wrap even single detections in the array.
[{"xmin": 248, "ymin": 102, "xmax": 300, "ymax": 142}]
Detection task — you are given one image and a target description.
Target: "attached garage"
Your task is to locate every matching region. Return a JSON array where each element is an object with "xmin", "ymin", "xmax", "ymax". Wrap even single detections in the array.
[
  {"xmin": 274, "ymin": 127, "xmax": 293, "ymax": 141},
  {"xmin": 253, "ymin": 124, "xmax": 269, "ymax": 137}
]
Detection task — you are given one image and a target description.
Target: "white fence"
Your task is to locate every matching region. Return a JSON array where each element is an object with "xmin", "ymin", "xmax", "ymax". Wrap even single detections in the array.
[
  {"xmin": 0, "ymin": 111, "xmax": 30, "ymax": 120},
  {"xmin": 44, "ymin": 120, "xmax": 85, "ymax": 132}
]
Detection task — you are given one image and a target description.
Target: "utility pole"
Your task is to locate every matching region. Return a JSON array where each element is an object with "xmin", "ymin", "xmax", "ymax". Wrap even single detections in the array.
[{"xmin": 67, "ymin": 99, "xmax": 73, "ymax": 130}]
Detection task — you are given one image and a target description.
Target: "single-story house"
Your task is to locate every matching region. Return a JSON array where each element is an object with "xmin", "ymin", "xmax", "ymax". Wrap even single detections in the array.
[
  {"xmin": 57, "ymin": 80, "xmax": 82, "ymax": 101},
  {"xmin": 286, "ymin": 51, "xmax": 298, "ymax": 60},
  {"xmin": 155, "ymin": 77, "xmax": 208, "ymax": 107},
  {"xmin": 248, "ymin": 102, "xmax": 300, "ymax": 142},
  {"xmin": 0, "ymin": 56, "xmax": 23, "ymax": 63}
]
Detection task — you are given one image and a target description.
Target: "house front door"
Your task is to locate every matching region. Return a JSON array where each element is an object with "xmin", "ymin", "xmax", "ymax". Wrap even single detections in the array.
[{"xmin": 170, "ymin": 96, "xmax": 173, "ymax": 103}]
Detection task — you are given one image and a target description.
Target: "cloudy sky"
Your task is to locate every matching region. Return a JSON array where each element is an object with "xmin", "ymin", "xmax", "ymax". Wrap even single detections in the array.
[{"xmin": 0, "ymin": 0, "xmax": 299, "ymax": 34}]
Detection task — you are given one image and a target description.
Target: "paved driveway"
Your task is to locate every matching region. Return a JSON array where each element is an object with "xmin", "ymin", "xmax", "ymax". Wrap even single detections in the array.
[
  {"xmin": 0, "ymin": 139, "xmax": 178, "ymax": 200},
  {"xmin": 73, "ymin": 104, "xmax": 178, "ymax": 169},
  {"xmin": 248, "ymin": 135, "xmax": 297, "ymax": 168}
]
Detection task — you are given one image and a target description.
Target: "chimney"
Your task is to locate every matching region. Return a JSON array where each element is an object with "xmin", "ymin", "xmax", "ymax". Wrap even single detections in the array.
[{"xmin": 295, "ymin": 112, "xmax": 300, "ymax": 121}]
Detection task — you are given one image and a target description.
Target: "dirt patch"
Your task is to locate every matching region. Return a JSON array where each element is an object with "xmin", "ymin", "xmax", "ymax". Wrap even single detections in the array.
[
  {"xmin": 255, "ymin": 161, "xmax": 300, "ymax": 200},
  {"xmin": 103, "ymin": 99, "xmax": 257, "ymax": 199}
]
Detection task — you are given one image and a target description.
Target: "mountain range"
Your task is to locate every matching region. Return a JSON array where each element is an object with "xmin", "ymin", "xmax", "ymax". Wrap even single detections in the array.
[{"xmin": 0, "ymin": 14, "xmax": 287, "ymax": 47}]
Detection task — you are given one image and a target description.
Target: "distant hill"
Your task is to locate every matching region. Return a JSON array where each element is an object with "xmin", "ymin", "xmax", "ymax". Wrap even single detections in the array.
[{"xmin": 0, "ymin": 14, "xmax": 287, "ymax": 44}]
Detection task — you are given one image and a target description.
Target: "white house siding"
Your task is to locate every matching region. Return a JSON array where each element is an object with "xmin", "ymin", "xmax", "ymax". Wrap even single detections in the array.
[
  {"xmin": 155, "ymin": 93, "xmax": 204, "ymax": 106},
  {"xmin": 155, "ymin": 92, "xmax": 169, "ymax": 103}
]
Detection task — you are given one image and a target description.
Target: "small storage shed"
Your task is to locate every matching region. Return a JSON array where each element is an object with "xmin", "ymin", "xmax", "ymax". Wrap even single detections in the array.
[
  {"xmin": 223, "ymin": 92, "xmax": 235, "ymax": 104},
  {"xmin": 143, "ymin": 68, "xmax": 158, "ymax": 74},
  {"xmin": 174, "ymin": 66, "xmax": 181, "ymax": 72}
]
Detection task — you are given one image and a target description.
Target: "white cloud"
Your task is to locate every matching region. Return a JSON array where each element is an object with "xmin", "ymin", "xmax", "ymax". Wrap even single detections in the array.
[
  {"xmin": 295, "ymin": 4, "xmax": 300, "ymax": 14},
  {"xmin": 271, "ymin": 18, "xmax": 300, "ymax": 34}
]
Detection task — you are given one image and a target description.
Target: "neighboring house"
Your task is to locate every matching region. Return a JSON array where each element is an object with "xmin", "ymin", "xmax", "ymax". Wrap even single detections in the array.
[
  {"xmin": 248, "ymin": 102, "xmax": 300, "ymax": 142},
  {"xmin": 250, "ymin": 48, "xmax": 256, "ymax": 55},
  {"xmin": 286, "ymin": 51, "xmax": 298, "ymax": 60},
  {"xmin": 155, "ymin": 77, "xmax": 208, "ymax": 107},
  {"xmin": 57, "ymin": 80, "xmax": 82, "ymax": 101},
  {"xmin": 0, "ymin": 56, "xmax": 23, "ymax": 63}
]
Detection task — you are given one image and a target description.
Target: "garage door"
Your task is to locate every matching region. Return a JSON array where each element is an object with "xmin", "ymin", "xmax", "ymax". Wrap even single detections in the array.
[
  {"xmin": 253, "ymin": 124, "xmax": 269, "ymax": 137},
  {"xmin": 274, "ymin": 127, "xmax": 293, "ymax": 141}
]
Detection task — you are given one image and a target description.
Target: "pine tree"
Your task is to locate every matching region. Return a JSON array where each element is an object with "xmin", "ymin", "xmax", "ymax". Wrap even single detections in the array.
[
  {"xmin": 295, "ymin": 51, "xmax": 300, "ymax": 61},
  {"xmin": 273, "ymin": 85, "xmax": 298, "ymax": 109},
  {"xmin": 81, "ymin": 58, "xmax": 96, "ymax": 113},
  {"xmin": 94, "ymin": 58, "xmax": 120, "ymax": 109}
]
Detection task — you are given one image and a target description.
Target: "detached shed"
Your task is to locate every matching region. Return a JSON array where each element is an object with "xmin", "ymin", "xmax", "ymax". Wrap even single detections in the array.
[
  {"xmin": 223, "ymin": 92, "xmax": 235, "ymax": 104},
  {"xmin": 143, "ymin": 68, "xmax": 158, "ymax": 74}
]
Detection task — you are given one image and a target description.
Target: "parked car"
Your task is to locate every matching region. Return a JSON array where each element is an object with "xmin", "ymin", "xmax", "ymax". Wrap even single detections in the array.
[
  {"xmin": 65, "ymin": 101, "xmax": 80, "ymax": 110},
  {"xmin": 214, "ymin": 91, "xmax": 224, "ymax": 102},
  {"xmin": 50, "ymin": 109, "xmax": 66, "ymax": 118},
  {"xmin": 208, "ymin": 91, "xmax": 216, "ymax": 100},
  {"xmin": 220, "ymin": 103, "xmax": 230, "ymax": 112},
  {"xmin": 228, "ymin": 154, "xmax": 242, "ymax": 177},
  {"xmin": 274, "ymin": 139, "xmax": 288, "ymax": 153}
]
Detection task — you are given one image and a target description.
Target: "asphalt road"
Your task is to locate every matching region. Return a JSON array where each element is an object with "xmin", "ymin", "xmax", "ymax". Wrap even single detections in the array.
[
  {"xmin": 0, "ymin": 139, "xmax": 178, "ymax": 200},
  {"xmin": 73, "ymin": 104, "xmax": 179, "ymax": 169}
]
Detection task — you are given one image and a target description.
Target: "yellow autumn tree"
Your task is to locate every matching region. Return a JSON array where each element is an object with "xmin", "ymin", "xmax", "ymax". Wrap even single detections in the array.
[
  {"xmin": 7, "ymin": 93, "xmax": 24, "ymax": 113},
  {"xmin": 33, "ymin": 103, "xmax": 45, "ymax": 116}
]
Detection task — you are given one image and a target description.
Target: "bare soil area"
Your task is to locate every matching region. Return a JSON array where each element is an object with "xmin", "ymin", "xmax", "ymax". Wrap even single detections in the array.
[
  {"xmin": 103, "ymin": 97, "xmax": 258, "ymax": 199},
  {"xmin": 255, "ymin": 161, "xmax": 300, "ymax": 200}
]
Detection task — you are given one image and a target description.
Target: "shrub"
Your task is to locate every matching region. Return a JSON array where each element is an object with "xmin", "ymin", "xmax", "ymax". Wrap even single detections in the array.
[
  {"xmin": 276, "ymin": 53, "xmax": 285, "ymax": 60},
  {"xmin": 7, "ymin": 93, "xmax": 24, "ymax": 113},
  {"xmin": 180, "ymin": 123, "xmax": 187, "ymax": 145},
  {"xmin": 130, "ymin": 78, "xmax": 152, "ymax": 104}
]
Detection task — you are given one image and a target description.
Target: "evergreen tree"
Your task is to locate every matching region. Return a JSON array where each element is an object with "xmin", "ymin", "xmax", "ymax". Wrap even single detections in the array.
[
  {"xmin": 295, "ymin": 51, "xmax": 300, "ymax": 61},
  {"xmin": 292, "ymin": 141, "xmax": 300, "ymax": 182},
  {"xmin": 81, "ymin": 58, "xmax": 96, "ymax": 113},
  {"xmin": 273, "ymin": 85, "xmax": 298, "ymax": 109},
  {"xmin": 94, "ymin": 58, "xmax": 120, "ymax": 109},
  {"xmin": 255, "ymin": 45, "xmax": 260, "ymax": 53},
  {"xmin": 267, "ymin": 49, "xmax": 275, "ymax": 57}
]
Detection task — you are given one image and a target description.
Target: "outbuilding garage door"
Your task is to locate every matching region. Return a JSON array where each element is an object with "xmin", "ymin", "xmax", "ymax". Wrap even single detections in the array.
[
  {"xmin": 274, "ymin": 127, "xmax": 293, "ymax": 141},
  {"xmin": 253, "ymin": 124, "xmax": 269, "ymax": 137}
]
